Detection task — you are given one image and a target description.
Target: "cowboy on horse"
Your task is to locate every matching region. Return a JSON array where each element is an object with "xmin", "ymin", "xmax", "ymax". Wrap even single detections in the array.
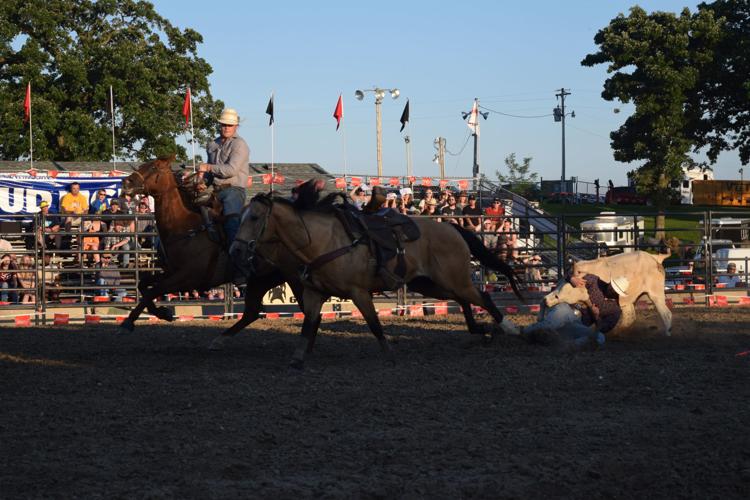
[{"xmin": 194, "ymin": 107, "xmax": 250, "ymax": 247}]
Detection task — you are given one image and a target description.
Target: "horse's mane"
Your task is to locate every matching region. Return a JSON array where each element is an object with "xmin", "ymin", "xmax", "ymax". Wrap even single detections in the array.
[{"xmin": 292, "ymin": 178, "xmax": 351, "ymax": 213}]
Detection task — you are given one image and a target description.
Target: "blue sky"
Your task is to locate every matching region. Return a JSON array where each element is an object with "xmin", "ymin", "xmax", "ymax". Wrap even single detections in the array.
[{"xmin": 157, "ymin": 1, "xmax": 742, "ymax": 185}]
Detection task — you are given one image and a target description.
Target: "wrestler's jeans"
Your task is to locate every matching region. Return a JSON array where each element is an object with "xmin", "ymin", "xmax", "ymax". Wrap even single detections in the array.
[
  {"xmin": 218, "ymin": 187, "xmax": 247, "ymax": 245},
  {"xmin": 525, "ymin": 303, "xmax": 605, "ymax": 347}
]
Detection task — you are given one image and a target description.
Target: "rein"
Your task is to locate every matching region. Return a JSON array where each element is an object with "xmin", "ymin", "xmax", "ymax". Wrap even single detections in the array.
[{"xmin": 240, "ymin": 194, "xmax": 363, "ymax": 279}]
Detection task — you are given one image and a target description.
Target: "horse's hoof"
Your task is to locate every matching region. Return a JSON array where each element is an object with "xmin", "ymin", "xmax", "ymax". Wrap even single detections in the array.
[
  {"xmin": 154, "ymin": 306, "xmax": 174, "ymax": 322},
  {"xmin": 482, "ymin": 332, "xmax": 494, "ymax": 346},
  {"xmin": 209, "ymin": 336, "xmax": 227, "ymax": 351},
  {"xmin": 118, "ymin": 321, "xmax": 134, "ymax": 335}
]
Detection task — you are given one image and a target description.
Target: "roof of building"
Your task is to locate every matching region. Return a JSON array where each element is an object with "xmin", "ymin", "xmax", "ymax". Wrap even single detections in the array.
[{"xmin": 0, "ymin": 161, "xmax": 333, "ymax": 196}]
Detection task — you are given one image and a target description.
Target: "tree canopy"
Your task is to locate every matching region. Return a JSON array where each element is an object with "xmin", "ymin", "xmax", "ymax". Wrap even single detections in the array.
[
  {"xmin": 0, "ymin": 0, "xmax": 222, "ymax": 162},
  {"xmin": 696, "ymin": 0, "xmax": 750, "ymax": 165},
  {"xmin": 496, "ymin": 153, "xmax": 539, "ymax": 199},
  {"xmin": 581, "ymin": 5, "xmax": 723, "ymax": 206}
]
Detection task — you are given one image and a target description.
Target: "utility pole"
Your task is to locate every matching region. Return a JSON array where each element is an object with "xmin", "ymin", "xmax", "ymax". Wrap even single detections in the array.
[
  {"xmin": 554, "ymin": 88, "xmax": 573, "ymax": 197},
  {"xmin": 433, "ymin": 137, "xmax": 446, "ymax": 179},
  {"xmin": 462, "ymin": 99, "xmax": 488, "ymax": 191}
]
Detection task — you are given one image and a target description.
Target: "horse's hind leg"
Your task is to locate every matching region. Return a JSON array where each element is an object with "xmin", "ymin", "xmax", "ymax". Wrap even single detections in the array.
[
  {"xmin": 456, "ymin": 299, "xmax": 486, "ymax": 336},
  {"xmin": 350, "ymin": 289, "xmax": 394, "ymax": 365},
  {"xmin": 454, "ymin": 284, "xmax": 520, "ymax": 337}
]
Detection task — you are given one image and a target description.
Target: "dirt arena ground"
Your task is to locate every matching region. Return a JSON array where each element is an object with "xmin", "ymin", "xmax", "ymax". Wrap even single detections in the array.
[{"xmin": 1, "ymin": 307, "xmax": 749, "ymax": 498}]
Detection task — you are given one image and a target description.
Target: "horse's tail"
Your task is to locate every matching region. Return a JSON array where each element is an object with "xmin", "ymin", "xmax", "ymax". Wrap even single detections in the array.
[{"xmin": 450, "ymin": 223, "xmax": 525, "ymax": 303}]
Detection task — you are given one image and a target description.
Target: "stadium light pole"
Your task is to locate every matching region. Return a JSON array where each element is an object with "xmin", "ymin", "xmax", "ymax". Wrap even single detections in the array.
[{"xmin": 355, "ymin": 87, "xmax": 400, "ymax": 177}]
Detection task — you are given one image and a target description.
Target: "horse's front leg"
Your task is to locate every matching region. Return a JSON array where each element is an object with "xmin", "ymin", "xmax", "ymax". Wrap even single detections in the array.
[
  {"xmin": 290, "ymin": 288, "xmax": 327, "ymax": 370},
  {"xmin": 209, "ymin": 271, "xmax": 286, "ymax": 351}
]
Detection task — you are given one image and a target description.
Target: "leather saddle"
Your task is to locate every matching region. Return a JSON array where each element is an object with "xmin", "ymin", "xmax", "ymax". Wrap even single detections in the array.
[
  {"xmin": 335, "ymin": 206, "xmax": 421, "ymax": 289},
  {"xmin": 177, "ymin": 171, "xmax": 225, "ymax": 247}
]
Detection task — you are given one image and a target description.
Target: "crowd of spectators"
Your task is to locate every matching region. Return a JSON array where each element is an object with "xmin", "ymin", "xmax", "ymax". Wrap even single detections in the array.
[{"xmin": 1, "ymin": 181, "xmax": 542, "ymax": 306}]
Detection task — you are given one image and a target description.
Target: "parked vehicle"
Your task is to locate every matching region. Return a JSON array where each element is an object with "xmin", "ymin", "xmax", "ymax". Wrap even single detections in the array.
[
  {"xmin": 605, "ymin": 186, "xmax": 648, "ymax": 205},
  {"xmin": 580, "ymin": 212, "xmax": 644, "ymax": 255}
]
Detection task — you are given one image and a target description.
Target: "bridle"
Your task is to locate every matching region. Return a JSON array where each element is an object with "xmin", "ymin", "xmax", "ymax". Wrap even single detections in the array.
[
  {"xmin": 233, "ymin": 196, "xmax": 272, "ymax": 274},
  {"xmin": 126, "ymin": 162, "xmax": 165, "ymax": 197}
]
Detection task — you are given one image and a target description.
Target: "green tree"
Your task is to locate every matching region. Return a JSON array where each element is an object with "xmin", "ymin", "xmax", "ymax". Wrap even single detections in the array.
[
  {"xmin": 0, "ymin": 0, "xmax": 222, "ymax": 162},
  {"xmin": 581, "ymin": 6, "xmax": 722, "ymax": 212},
  {"xmin": 496, "ymin": 153, "xmax": 539, "ymax": 199},
  {"xmin": 696, "ymin": 0, "xmax": 750, "ymax": 165}
]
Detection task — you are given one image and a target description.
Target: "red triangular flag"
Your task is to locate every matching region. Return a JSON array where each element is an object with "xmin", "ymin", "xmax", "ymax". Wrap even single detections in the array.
[
  {"xmin": 333, "ymin": 94, "xmax": 343, "ymax": 130},
  {"xmin": 182, "ymin": 87, "xmax": 191, "ymax": 127},
  {"xmin": 23, "ymin": 83, "xmax": 31, "ymax": 124}
]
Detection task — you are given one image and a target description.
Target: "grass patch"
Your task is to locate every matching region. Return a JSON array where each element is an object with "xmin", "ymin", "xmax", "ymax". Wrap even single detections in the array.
[{"xmin": 539, "ymin": 202, "xmax": 750, "ymax": 243}]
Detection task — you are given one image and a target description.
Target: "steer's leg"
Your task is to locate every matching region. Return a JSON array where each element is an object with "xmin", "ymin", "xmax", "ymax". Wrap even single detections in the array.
[{"xmin": 648, "ymin": 293, "xmax": 673, "ymax": 336}]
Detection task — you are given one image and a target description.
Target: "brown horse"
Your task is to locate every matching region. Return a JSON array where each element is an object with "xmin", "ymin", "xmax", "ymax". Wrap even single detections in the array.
[
  {"xmin": 230, "ymin": 188, "xmax": 523, "ymax": 369},
  {"xmin": 119, "ymin": 156, "xmax": 304, "ymax": 344}
]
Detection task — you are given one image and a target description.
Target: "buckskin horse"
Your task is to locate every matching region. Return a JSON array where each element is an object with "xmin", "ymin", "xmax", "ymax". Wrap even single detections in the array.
[
  {"xmin": 230, "ymin": 182, "xmax": 524, "ymax": 369},
  {"xmin": 119, "ymin": 155, "xmax": 304, "ymax": 344}
]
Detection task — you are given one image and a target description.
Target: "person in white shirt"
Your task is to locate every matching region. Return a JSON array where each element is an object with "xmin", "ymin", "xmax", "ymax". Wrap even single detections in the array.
[{"xmin": 718, "ymin": 263, "xmax": 741, "ymax": 288}]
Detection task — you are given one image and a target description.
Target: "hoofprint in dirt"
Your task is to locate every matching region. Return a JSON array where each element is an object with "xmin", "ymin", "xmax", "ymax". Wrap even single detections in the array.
[{"xmin": 0, "ymin": 309, "xmax": 748, "ymax": 498}]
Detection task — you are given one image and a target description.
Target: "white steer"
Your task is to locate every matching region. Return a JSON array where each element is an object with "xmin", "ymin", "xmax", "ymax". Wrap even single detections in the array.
[
  {"xmin": 544, "ymin": 282, "xmax": 593, "ymax": 310},
  {"xmin": 570, "ymin": 251, "xmax": 672, "ymax": 335}
]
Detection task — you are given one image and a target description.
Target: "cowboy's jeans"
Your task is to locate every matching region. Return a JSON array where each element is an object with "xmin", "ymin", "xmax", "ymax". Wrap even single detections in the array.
[
  {"xmin": 526, "ymin": 303, "xmax": 605, "ymax": 347},
  {"xmin": 218, "ymin": 187, "xmax": 246, "ymax": 245}
]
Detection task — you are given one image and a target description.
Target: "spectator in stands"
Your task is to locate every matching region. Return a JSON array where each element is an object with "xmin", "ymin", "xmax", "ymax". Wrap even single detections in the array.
[
  {"xmin": 81, "ymin": 220, "xmax": 103, "ymax": 266},
  {"xmin": 119, "ymin": 192, "xmax": 137, "ymax": 214},
  {"xmin": 59, "ymin": 182, "xmax": 88, "ymax": 235},
  {"xmin": 102, "ymin": 198, "xmax": 123, "ymax": 230},
  {"xmin": 39, "ymin": 254, "xmax": 61, "ymax": 301},
  {"xmin": 95, "ymin": 254, "xmax": 126, "ymax": 301},
  {"xmin": 36, "ymin": 200, "xmax": 63, "ymax": 251},
  {"xmin": 497, "ymin": 218, "xmax": 518, "ymax": 261},
  {"xmin": 385, "ymin": 192, "xmax": 398, "ymax": 210},
  {"xmin": 104, "ymin": 219, "xmax": 132, "ymax": 268},
  {"xmin": 16, "ymin": 254, "xmax": 36, "ymax": 304},
  {"xmin": 457, "ymin": 191, "xmax": 469, "ymax": 211},
  {"xmin": 418, "ymin": 189, "xmax": 435, "ymax": 211},
  {"xmin": 135, "ymin": 201, "xmax": 156, "ymax": 249},
  {"xmin": 89, "ymin": 190, "xmax": 110, "ymax": 214},
  {"xmin": 718, "ymin": 263, "xmax": 742, "ymax": 288},
  {"xmin": 436, "ymin": 191, "xmax": 449, "ymax": 211},
  {"xmin": 420, "ymin": 198, "xmax": 439, "ymax": 221},
  {"xmin": 440, "ymin": 194, "xmax": 460, "ymax": 224},
  {"xmin": 349, "ymin": 186, "xmax": 368, "ymax": 209},
  {"xmin": 461, "ymin": 194, "xmax": 483, "ymax": 232},
  {"xmin": 484, "ymin": 197, "xmax": 505, "ymax": 225},
  {"xmin": 0, "ymin": 254, "xmax": 19, "ymax": 303},
  {"xmin": 482, "ymin": 218, "xmax": 499, "ymax": 249},
  {"xmin": 522, "ymin": 254, "xmax": 543, "ymax": 284},
  {"xmin": 400, "ymin": 188, "xmax": 420, "ymax": 215}
]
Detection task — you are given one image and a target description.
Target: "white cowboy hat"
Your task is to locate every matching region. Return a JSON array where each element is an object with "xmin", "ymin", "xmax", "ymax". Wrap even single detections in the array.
[
  {"xmin": 610, "ymin": 276, "xmax": 630, "ymax": 296},
  {"xmin": 218, "ymin": 108, "xmax": 240, "ymax": 125}
]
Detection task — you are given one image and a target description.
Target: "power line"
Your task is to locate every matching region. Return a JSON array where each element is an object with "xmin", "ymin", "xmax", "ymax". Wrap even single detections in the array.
[
  {"xmin": 446, "ymin": 132, "xmax": 471, "ymax": 156},
  {"xmin": 478, "ymin": 104, "xmax": 553, "ymax": 119}
]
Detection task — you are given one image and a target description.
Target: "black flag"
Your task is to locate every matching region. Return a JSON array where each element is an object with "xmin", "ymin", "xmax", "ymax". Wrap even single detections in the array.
[
  {"xmin": 399, "ymin": 100, "xmax": 409, "ymax": 132},
  {"xmin": 266, "ymin": 94, "xmax": 274, "ymax": 126}
]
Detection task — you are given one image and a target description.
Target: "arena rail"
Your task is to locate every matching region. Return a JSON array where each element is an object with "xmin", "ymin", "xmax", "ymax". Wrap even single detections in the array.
[{"xmin": 2, "ymin": 204, "xmax": 749, "ymax": 325}]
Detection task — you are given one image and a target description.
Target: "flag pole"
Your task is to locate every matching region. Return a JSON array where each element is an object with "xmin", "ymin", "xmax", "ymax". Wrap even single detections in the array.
[
  {"xmin": 188, "ymin": 86, "xmax": 196, "ymax": 172},
  {"xmin": 28, "ymin": 84, "xmax": 33, "ymax": 170},
  {"xmin": 110, "ymin": 85, "xmax": 116, "ymax": 170},
  {"xmin": 270, "ymin": 91, "xmax": 275, "ymax": 193}
]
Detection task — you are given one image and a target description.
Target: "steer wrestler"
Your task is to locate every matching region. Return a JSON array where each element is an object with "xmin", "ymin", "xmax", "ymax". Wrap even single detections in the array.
[{"xmin": 522, "ymin": 274, "xmax": 630, "ymax": 350}]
